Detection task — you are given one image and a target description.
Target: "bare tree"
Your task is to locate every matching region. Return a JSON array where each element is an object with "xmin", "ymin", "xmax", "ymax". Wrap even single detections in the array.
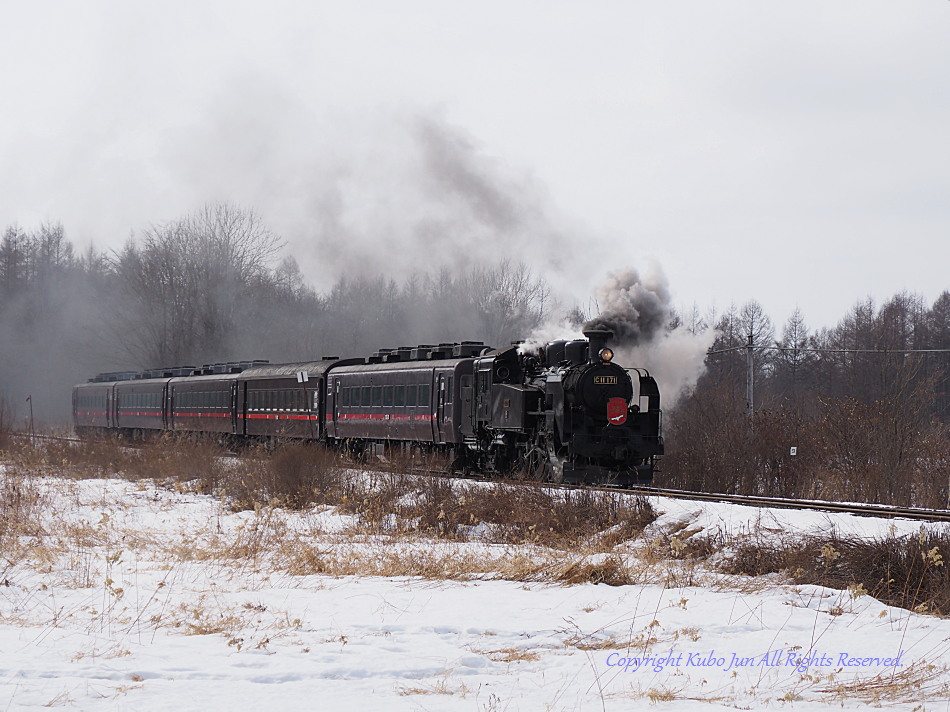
[{"xmin": 110, "ymin": 203, "xmax": 284, "ymax": 366}]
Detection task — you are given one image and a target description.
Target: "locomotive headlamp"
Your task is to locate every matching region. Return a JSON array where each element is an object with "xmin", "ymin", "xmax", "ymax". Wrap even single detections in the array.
[{"xmin": 598, "ymin": 347, "xmax": 614, "ymax": 362}]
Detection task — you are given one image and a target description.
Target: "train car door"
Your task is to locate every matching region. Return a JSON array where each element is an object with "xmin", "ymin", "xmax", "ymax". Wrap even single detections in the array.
[
  {"xmin": 328, "ymin": 378, "xmax": 338, "ymax": 438},
  {"xmin": 230, "ymin": 382, "xmax": 239, "ymax": 435},
  {"xmin": 238, "ymin": 381, "xmax": 248, "ymax": 437},
  {"xmin": 310, "ymin": 377, "xmax": 323, "ymax": 440},
  {"xmin": 435, "ymin": 374, "xmax": 446, "ymax": 443},
  {"xmin": 166, "ymin": 386, "xmax": 175, "ymax": 432}
]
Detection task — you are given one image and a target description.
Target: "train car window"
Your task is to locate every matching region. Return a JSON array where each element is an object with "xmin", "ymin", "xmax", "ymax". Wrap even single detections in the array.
[
  {"xmin": 406, "ymin": 384, "xmax": 416, "ymax": 407},
  {"xmin": 342, "ymin": 388, "xmax": 350, "ymax": 408},
  {"xmin": 446, "ymin": 377, "xmax": 453, "ymax": 403},
  {"xmin": 372, "ymin": 386, "xmax": 382, "ymax": 407},
  {"xmin": 395, "ymin": 385, "xmax": 405, "ymax": 407},
  {"xmin": 383, "ymin": 385, "xmax": 393, "ymax": 407},
  {"xmin": 419, "ymin": 383, "xmax": 430, "ymax": 407},
  {"xmin": 359, "ymin": 386, "xmax": 369, "ymax": 408}
]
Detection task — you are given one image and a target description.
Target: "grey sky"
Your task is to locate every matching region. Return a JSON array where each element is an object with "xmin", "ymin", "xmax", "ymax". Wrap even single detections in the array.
[{"xmin": 2, "ymin": 0, "xmax": 948, "ymax": 331}]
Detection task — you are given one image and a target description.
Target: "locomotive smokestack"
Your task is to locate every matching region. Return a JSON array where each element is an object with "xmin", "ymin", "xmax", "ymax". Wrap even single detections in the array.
[{"xmin": 583, "ymin": 329, "xmax": 613, "ymax": 361}]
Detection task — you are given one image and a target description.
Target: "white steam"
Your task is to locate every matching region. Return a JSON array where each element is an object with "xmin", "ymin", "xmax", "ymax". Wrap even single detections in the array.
[{"xmin": 524, "ymin": 264, "xmax": 714, "ymax": 406}]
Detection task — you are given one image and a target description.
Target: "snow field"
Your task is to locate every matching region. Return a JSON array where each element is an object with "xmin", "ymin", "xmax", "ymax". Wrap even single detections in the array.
[{"xmin": 1, "ymin": 474, "xmax": 949, "ymax": 710}]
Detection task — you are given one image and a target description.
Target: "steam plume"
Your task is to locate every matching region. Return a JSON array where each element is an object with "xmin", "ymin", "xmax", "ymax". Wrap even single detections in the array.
[
  {"xmin": 524, "ymin": 264, "xmax": 714, "ymax": 406},
  {"xmin": 583, "ymin": 266, "xmax": 672, "ymax": 347}
]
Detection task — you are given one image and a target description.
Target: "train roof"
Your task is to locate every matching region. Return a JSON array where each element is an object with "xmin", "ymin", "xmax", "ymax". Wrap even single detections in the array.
[{"xmin": 238, "ymin": 359, "xmax": 358, "ymax": 379}]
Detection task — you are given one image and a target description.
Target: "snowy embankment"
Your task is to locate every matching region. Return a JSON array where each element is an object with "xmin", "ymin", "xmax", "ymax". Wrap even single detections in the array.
[{"xmin": 2, "ymin": 473, "xmax": 950, "ymax": 711}]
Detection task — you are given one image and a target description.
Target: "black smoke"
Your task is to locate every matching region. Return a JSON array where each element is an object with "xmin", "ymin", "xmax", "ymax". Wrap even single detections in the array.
[{"xmin": 583, "ymin": 267, "xmax": 673, "ymax": 348}]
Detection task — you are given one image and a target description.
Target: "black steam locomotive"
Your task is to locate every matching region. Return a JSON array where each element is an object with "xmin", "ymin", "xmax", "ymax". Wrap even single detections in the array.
[{"xmin": 73, "ymin": 329, "xmax": 663, "ymax": 485}]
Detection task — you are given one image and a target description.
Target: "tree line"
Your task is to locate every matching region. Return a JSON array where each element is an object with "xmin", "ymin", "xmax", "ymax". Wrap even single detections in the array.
[
  {"xmin": 0, "ymin": 204, "xmax": 550, "ymax": 423},
  {"xmin": 662, "ymin": 294, "xmax": 950, "ymax": 507}
]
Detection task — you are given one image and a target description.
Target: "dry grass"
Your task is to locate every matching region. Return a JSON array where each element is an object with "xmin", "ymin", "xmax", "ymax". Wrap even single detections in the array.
[
  {"xmin": 724, "ymin": 530, "xmax": 950, "ymax": 616},
  {"xmin": 0, "ymin": 468, "xmax": 48, "ymax": 564},
  {"xmin": 221, "ymin": 443, "xmax": 345, "ymax": 510},
  {"xmin": 471, "ymin": 646, "xmax": 541, "ymax": 663},
  {"xmin": 332, "ymin": 474, "xmax": 657, "ymax": 551},
  {"xmin": 5, "ymin": 434, "xmax": 228, "ymax": 487},
  {"xmin": 818, "ymin": 660, "xmax": 950, "ymax": 704}
]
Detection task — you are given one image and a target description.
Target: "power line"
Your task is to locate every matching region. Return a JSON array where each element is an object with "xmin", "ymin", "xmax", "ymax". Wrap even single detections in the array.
[
  {"xmin": 705, "ymin": 341, "xmax": 950, "ymax": 417},
  {"xmin": 707, "ymin": 345, "xmax": 950, "ymax": 356}
]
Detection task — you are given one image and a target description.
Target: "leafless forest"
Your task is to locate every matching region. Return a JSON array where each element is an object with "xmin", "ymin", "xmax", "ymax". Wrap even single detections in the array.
[
  {"xmin": 0, "ymin": 204, "xmax": 551, "ymax": 423},
  {"xmin": 1, "ymin": 205, "xmax": 948, "ymax": 507}
]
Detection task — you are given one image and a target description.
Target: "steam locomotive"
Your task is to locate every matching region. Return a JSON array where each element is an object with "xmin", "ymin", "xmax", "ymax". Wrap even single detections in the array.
[{"xmin": 73, "ymin": 329, "xmax": 663, "ymax": 485}]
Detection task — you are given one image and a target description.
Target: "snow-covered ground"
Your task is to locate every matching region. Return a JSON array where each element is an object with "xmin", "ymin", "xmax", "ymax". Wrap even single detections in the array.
[{"xmin": 2, "ymin": 473, "xmax": 950, "ymax": 711}]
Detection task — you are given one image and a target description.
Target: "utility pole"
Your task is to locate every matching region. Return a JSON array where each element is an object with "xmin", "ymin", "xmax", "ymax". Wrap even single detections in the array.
[
  {"xmin": 27, "ymin": 394, "xmax": 35, "ymax": 445},
  {"xmin": 746, "ymin": 335, "xmax": 754, "ymax": 418}
]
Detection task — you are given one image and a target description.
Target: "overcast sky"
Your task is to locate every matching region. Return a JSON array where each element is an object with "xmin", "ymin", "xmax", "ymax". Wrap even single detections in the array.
[{"xmin": 2, "ymin": 1, "xmax": 948, "ymax": 331}]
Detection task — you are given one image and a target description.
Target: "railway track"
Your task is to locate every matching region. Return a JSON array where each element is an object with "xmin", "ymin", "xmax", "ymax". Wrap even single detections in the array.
[
  {"xmin": 603, "ymin": 484, "xmax": 950, "ymax": 524},
  {"xmin": 7, "ymin": 431, "xmax": 950, "ymax": 523}
]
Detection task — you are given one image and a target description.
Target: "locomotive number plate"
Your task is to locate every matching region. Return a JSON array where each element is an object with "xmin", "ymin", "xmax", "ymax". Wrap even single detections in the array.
[{"xmin": 594, "ymin": 375, "xmax": 618, "ymax": 385}]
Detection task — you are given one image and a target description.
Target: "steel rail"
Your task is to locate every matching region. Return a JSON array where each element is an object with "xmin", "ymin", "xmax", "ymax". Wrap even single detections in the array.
[{"xmin": 590, "ymin": 484, "xmax": 950, "ymax": 523}]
